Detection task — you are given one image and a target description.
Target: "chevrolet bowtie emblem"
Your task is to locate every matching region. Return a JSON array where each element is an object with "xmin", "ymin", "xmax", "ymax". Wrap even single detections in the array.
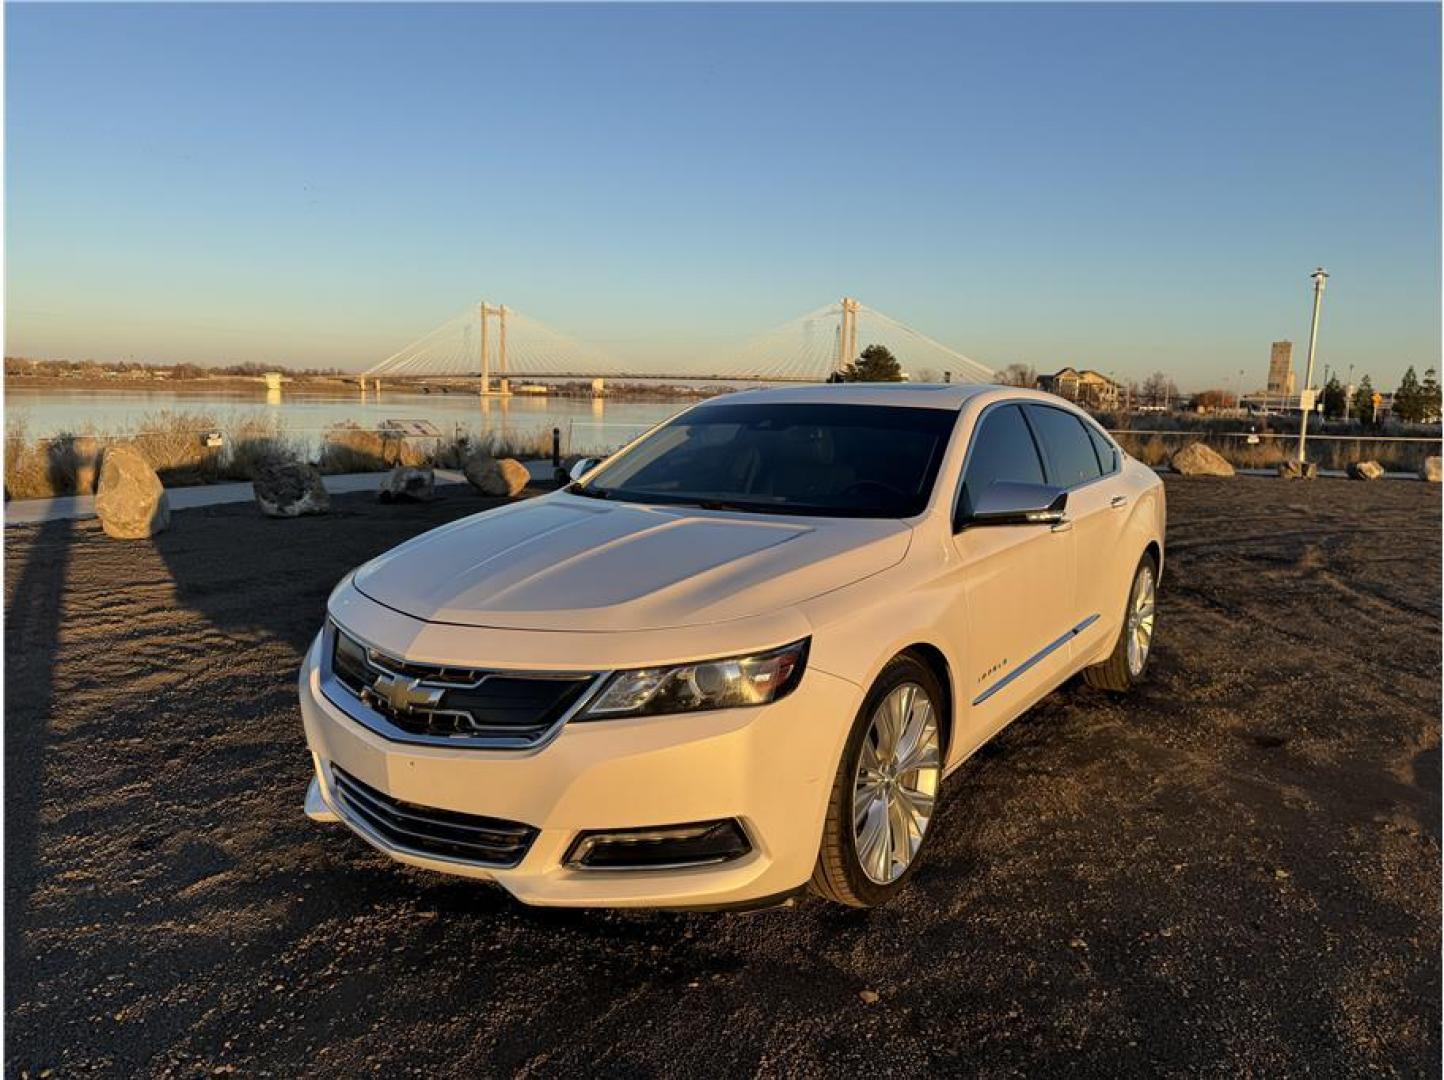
[{"xmin": 361, "ymin": 672, "xmax": 445, "ymax": 715}]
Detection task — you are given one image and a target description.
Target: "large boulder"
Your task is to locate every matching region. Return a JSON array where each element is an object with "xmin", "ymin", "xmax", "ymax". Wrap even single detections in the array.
[
  {"xmin": 254, "ymin": 461, "xmax": 330, "ymax": 517},
  {"xmin": 94, "ymin": 443, "xmax": 170, "ymax": 539},
  {"xmin": 1277, "ymin": 459, "xmax": 1318, "ymax": 480},
  {"xmin": 1421, "ymin": 456, "xmax": 1441, "ymax": 483},
  {"xmin": 464, "ymin": 454, "xmax": 529, "ymax": 497},
  {"xmin": 378, "ymin": 465, "xmax": 434, "ymax": 503},
  {"xmin": 1169, "ymin": 442, "xmax": 1235, "ymax": 477},
  {"xmin": 1348, "ymin": 460, "xmax": 1385, "ymax": 481}
]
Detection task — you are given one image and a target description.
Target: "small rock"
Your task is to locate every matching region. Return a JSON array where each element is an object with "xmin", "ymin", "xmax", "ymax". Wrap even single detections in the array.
[
  {"xmin": 1274, "ymin": 868, "xmax": 1291, "ymax": 880},
  {"xmin": 1277, "ymin": 460, "xmax": 1318, "ymax": 480},
  {"xmin": 463, "ymin": 454, "xmax": 529, "ymax": 497},
  {"xmin": 1347, "ymin": 460, "xmax": 1385, "ymax": 481},
  {"xmin": 94, "ymin": 444, "xmax": 171, "ymax": 539},
  {"xmin": 1169, "ymin": 442, "xmax": 1234, "ymax": 477},
  {"xmin": 1069, "ymin": 937, "xmax": 1088, "ymax": 950},
  {"xmin": 1420, "ymin": 456, "xmax": 1441, "ymax": 483},
  {"xmin": 253, "ymin": 462, "xmax": 330, "ymax": 518},
  {"xmin": 378, "ymin": 465, "xmax": 434, "ymax": 503},
  {"xmin": 858, "ymin": 989, "xmax": 880, "ymax": 1005}
]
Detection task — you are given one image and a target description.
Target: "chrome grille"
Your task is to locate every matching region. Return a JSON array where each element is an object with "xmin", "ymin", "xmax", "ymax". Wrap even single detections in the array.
[
  {"xmin": 331, "ymin": 767, "xmax": 537, "ymax": 867},
  {"xmin": 325, "ymin": 625, "xmax": 600, "ymax": 748}
]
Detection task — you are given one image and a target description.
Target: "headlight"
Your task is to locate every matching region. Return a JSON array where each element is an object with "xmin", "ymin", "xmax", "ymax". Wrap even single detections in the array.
[{"xmin": 580, "ymin": 639, "xmax": 809, "ymax": 720}]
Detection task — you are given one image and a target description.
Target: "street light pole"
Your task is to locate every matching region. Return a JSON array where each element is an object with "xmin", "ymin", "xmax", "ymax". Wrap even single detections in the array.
[{"xmin": 1296, "ymin": 267, "xmax": 1329, "ymax": 463}]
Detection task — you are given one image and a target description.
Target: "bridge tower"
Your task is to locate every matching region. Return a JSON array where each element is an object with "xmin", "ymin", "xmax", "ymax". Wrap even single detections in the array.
[
  {"xmin": 478, "ymin": 302, "xmax": 510, "ymax": 395},
  {"xmin": 835, "ymin": 297, "xmax": 860, "ymax": 375}
]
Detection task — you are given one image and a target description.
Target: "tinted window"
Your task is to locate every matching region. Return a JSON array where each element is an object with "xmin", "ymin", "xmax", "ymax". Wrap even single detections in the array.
[
  {"xmin": 1085, "ymin": 423, "xmax": 1119, "ymax": 474},
  {"xmin": 1026, "ymin": 405, "xmax": 1103, "ymax": 488},
  {"xmin": 577, "ymin": 403, "xmax": 957, "ymax": 518},
  {"xmin": 957, "ymin": 405, "xmax": 1045, "ymax": 519}
]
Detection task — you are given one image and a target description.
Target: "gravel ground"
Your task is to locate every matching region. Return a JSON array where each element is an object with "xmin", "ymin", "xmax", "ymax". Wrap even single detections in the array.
[{"xmin": 5, "ymin": 476, "xmax": 1440, "ymax": 1076}]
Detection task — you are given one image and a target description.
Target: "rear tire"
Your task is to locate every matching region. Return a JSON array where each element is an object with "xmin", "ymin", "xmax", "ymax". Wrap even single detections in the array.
[
  {"xmin": 809, "ymin": 654, "xmax": 945, "ymax": 908},
  {"xmin": 1084, "ymin": 553, "xmax": 1158, "ymax": 692}
]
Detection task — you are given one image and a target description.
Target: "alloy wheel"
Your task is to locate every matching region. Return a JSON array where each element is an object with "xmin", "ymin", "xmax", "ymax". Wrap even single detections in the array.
[
  {"xmin": 1126, "ymin": 563, "xmax": 1157, "ymax": 676},
  {"xmin": 852, "ymin": 681, "xmax": 942, "ymax": 884}
]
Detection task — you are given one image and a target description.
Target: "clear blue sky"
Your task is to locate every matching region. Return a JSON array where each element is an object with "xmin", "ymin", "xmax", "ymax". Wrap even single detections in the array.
[{"xmin": 6, "ymin": 2, "xmax": 1440, "ymax": 389}]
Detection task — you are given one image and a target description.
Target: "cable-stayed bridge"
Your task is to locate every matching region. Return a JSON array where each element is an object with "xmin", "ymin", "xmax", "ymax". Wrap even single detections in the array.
[{"xmin": 362, "ymin": 298, "xmax": 994, "ymax": 390}]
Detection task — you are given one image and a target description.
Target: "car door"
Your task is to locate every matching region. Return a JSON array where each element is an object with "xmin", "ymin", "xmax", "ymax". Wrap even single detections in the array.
[
  {"xmin": 1022, "ymin": 404, "xmax": 1128, "ymax": 663},
  {"xmin": 950, "ymin": 403, "xmax": 1076, "ymax": 744}
]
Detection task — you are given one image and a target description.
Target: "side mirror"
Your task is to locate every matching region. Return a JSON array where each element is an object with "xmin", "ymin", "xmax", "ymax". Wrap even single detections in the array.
[
  {"xmin": 959, "ymin": 482, "xmax": 1068, "ymax": 529},
  {"xmin": 568, "ymin": 456, "xmax": 605, "ymax": 483}
]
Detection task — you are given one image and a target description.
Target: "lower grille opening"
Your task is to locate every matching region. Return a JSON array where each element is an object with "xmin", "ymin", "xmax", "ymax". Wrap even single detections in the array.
[
  {"xmin": 331, "ymin": 767, "xmax": 537, "ymax": 868},
  {"xmin": 564, "ymin": 819, "xmax": 751, "ymax": 870}
]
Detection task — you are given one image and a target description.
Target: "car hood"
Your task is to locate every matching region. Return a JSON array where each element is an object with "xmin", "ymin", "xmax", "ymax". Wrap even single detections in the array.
[{"xmin": 351, "ymin": 493, "xmax": 913, "ymax": 631}]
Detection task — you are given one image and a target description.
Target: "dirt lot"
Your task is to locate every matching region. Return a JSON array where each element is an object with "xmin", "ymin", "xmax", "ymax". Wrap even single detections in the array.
[{"xmin": 6, "ymin": 476, "xmax": 1440, "ymax": 1076}]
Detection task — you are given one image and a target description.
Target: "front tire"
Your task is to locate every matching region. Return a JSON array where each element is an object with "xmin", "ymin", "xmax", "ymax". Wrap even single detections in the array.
[
  {"xmin": 1084, "ymin": 553, "xmax": 1158, "ymax": 692},
  {"xmin": 809, "ymin": 654, "xmax": 944, "ymax": 908}
]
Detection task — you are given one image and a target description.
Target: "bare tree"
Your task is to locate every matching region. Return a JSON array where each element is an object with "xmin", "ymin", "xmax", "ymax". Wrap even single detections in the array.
[
  {"xmin": 1141, "ymin": 371, "xmax": 1178, "ymax": 407},
  {"xmin": 994, "ymin": 363, "xmax": 1037, "ymax": 388}
]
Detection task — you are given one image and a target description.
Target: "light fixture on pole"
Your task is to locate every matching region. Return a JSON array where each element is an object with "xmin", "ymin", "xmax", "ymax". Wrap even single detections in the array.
[{"xmin": 1296, "ymin": 267, "xmax": 1329, "ymax": 463}]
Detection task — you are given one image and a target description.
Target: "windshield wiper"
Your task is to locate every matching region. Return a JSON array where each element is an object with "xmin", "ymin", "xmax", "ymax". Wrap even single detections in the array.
[
  {"xmin": 663, "ymin": 498, "xmax": 794, "ymax": 514},
  {"xmin": 567, "ymin": 483, "xmax": 610, "ymax": 500}
]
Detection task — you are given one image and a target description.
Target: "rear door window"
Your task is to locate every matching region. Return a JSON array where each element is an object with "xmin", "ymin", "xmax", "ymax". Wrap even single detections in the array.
[{"xmin": 1025, "ymin": 405, "xmax": 1103, "ymax": 488}]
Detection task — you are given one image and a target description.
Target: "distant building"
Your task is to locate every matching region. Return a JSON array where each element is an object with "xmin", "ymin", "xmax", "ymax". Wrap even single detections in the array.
[
  {"xmin": 263, "ymin": 371, "xmax": 284, "ymax": 391},
  {"xmin": 1036, "ymin": 367, "xmax": 1120, "ymax": 410},
  {"xmin": 1267, "ymin": 341, "xmax": 1295, "ymax": 396}
]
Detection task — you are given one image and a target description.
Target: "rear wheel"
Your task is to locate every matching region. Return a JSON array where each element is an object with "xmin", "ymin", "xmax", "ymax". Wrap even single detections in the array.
[
  {"xmin": 810, "ymin": 654, "xmax": 944, "ymax": 908},
  {"xmin": 1084, "ymin": 553, "xmax": 1158, "ymax": 692}
]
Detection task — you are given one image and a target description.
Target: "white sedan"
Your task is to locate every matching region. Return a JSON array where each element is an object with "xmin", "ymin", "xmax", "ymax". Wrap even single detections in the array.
[{"xmin": 298, "ymin": 383, "xmax": 1165, "ymax": 909}]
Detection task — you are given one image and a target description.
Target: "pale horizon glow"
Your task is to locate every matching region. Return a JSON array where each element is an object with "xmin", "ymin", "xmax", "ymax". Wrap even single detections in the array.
[{"xmin": 5, "ymin": 3, "xmax": 1440, "ymax": 391}]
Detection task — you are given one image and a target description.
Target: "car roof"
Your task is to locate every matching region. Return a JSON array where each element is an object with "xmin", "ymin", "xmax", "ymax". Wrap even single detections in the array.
[{"xmin": 693, "ymin": 382, "xmax": 999, "ymax": 411}]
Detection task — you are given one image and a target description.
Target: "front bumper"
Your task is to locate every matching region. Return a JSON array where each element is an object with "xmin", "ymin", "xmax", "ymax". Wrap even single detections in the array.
[{"xmin": 297, "ymin": 632, "xmax": 861, "ymax": 908}]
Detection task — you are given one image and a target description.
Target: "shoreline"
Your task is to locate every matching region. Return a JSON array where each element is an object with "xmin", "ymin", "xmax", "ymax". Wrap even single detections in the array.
[{"xmin": 5, "ymin": 375, "xmax": 719, "ymax": 401}]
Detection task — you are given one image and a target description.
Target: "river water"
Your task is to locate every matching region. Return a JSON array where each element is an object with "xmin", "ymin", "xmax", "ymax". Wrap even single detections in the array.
[{"xmin": 4, "ymin": 385, "xmax": 694, "ymax": 454}]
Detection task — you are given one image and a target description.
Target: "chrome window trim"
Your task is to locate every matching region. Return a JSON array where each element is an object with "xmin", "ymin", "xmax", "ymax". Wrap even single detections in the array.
[{"xmin": 318, "ymin": 621, "xmax": 610, "ymax": 752}]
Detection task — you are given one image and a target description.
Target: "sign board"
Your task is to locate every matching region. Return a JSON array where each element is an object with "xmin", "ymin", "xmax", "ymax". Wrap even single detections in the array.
[{"xmin": 1297, "ymin": 389, "xmax": 1316, "ymax": 412}]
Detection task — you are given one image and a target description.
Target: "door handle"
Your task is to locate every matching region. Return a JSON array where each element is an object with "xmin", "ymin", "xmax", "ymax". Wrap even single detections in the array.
[
  {"xmin": 1110, "ymin": 495, "xmax": 1129, "ymax": 510},
  {"xmin": 1051, "ymin": 518, "xmax": 1074, "ymax": 533}
]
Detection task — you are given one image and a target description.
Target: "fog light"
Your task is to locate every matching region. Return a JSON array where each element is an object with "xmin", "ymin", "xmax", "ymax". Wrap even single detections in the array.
[{"xmin": 565, "ymin": 819, "xmax": 751, "ymax": 870}]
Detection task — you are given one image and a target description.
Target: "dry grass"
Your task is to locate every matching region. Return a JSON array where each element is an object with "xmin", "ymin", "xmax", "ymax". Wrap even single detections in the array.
[
  {"xmin": 4, "ymin": 412, "xmax": 564, "ymax": 500},
  {"xmin": 432, "ymin": 429, "xmax": 558, "ymax": 469},
  {"xmin": 4, "ymin": 411, "xmax": 305, "ymax": 500},
  {"xmin": 318, "ymin": 423, "xmax": 436, "ymax": 474},
  {"xmin": 1112, "ymin": 429, "xmax": 1439, "ymax": 472}
]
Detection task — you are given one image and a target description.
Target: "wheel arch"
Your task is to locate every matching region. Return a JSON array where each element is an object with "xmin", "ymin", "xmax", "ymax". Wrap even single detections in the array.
[{"xmin": 897, "ymin": 642, "xmax": 954, "ymax": 757}]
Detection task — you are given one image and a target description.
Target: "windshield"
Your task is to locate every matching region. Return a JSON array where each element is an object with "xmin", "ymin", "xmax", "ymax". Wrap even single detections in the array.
[{"xmin": 573, "ymin": 402, "xmax": 958, "ymax": 518}]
